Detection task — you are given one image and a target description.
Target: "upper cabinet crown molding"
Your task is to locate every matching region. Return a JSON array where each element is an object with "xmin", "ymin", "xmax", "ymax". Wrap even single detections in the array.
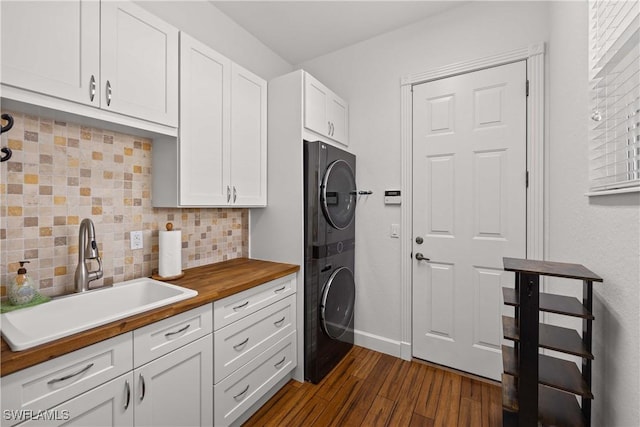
[
  {"xmin": 152, "ymin": 33, "xmax": 267, "ymax": 208},
  {"xmin": 303, "ymin": 72, "xmax": 349, "ymax": 146},
  {"xmin": 1, "ymin": 0, "xmax": 179, "ymax": 134}
]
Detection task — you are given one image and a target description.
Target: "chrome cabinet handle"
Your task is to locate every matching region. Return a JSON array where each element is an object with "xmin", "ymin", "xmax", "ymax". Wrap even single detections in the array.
[
  {"xmin": 106, "ymin": 80, "xmax": 112, "ymax": 106},
  {"xmin": 124, "ymin": 380, "xmax": 131, "ymax": 410},
  {"xmin": 274, "ymin": 356, "xmax": 286, "ymax": 369},
  {"xmin": 233, "ymin": 301, "xmax": 249, "ymax": 311},
  {"xmin": 89, "ymin": 75, "xmax": 96, "ymax": 102},
  {"xmin": 330, "ymin": 122, "xmax": 334, "ymax": 136},
  {"xmin": 233, "ymin": 186, "xmax": 237, "ymax": 203},
  {"xmin": 227, "ymin": 185, "xmax": 231, "ymax": 203},
  {"xmin": 233, "ymin": 337, "xmax": 249, "ymax": 350},
  {"xmin": 139, "ymin": 374, "xmax": 146, "ymax": 402},
  {"xmin": 415, "ymin": 253, "xmax": 430, "ymax": 261},
  {"xmin": 233, "ymin": 385, "xmax": 250, "ymax": 401},
  {"xmin": 274, "ymin": 317, "xmax": 285, "ymax": 327},
  {"xmin": 47, "ymin": 363, "xmax": 94, "ymax": 385},
  {"xmin": 274, "ymin": 286, "xmax": 285, "ymax": 293},
  {"xmin": 165, "ymin": 324, "xmax": 190, "ymax": 338},
  {"xmin": 328, "ymin": 121, "xmax": 331, "ymax": 135}
]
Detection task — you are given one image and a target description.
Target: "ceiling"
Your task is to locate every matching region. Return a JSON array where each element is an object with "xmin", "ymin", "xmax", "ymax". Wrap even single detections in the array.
[{"xmin": 211, "ymin": 1, "xmax": 464, "ymax": 64}]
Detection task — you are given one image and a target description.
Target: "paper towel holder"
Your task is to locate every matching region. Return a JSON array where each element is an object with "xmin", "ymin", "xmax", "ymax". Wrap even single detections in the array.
[{"xmin": 152, "ymin": 222, "xmax": 185, "ymax": 282}]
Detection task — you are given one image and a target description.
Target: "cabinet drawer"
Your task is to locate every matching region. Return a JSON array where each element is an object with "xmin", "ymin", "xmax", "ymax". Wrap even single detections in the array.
[
  {"xmin": 134, "ymin": 304, "xmax": 213, "ymax": 367},
  {"xmin": 213, "ymin": 274, "xmax": 295, "ymax": 330},
  {"xmin": 214, "ymin": 295, "xmax": 295, "ymax": 383},
  {"xmin": 214, "ymin": 331, "xmax": 296, "ymax": 427},
  {"xmin": 1, "ymin": 334, "xmax": 132, "ymax": 420}
]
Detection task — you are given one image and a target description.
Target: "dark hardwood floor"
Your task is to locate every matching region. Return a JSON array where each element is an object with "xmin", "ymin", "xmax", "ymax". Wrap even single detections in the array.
[{"xmin": 244, "ymin": 345, "xmax": 502, "ymax": 426}]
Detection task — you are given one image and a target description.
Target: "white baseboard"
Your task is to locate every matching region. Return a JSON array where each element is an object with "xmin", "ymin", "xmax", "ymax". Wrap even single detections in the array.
[{"xmin": 354, "ymin": 329, "xmax": 407, "ymax": 359}]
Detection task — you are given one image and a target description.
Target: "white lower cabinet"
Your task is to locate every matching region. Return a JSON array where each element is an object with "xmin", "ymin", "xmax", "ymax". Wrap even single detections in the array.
[
  {"xmin": 1, "ymin": 306, "xmax": 213, "ymax": 427},
  {"xmin": 134, "ymin": 335, "xmax": 213, "ymax": 427},
  {"xmin": 1, "ymin": 277, "xmax": 298, "ymax": 427},
  {"xmin": 14, "ymin": 373, "xmax": 133, "ymax": 427},
  {"xmin": 212, "ymin": 274, "xmax": 297, "ymax": 426}
]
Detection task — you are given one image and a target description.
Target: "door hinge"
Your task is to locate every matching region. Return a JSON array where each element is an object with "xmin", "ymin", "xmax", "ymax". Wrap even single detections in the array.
[
  {"xmin": 526, "ymin": 171, "xmax": 529, "ymax": 188},
  {"xmin": 526, "ymin": 80, "xmax": 530, "ymax": 97}
]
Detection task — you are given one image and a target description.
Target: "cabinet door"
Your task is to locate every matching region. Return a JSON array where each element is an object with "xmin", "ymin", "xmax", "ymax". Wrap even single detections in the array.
[
  {"xmin": 304, "ymin": 73, "xmax": 330, "ymax": 137},
  {"xmin": 0, "ymin": 0, "xmax": 100, "ymax": 106},
  {"xmin": 134, "ymin": 335, "xmax": 213, "ymax": 427},
  {"xmin": 230, "ymin": 63, "xmax": 267, "ymax": 206},
  {"xmin": 328, "ymin": 94, "xmax": 348, "ymax": 145},
  {"xmin": 13, "ymin": 374, "xmax": 134, "ymax": 427},
  {"xmin": 179, "ymin": 33, "xmax": 231, "ymax": 206},
  {"xmin": 100, "ymin": 1, "xmax": 178, "ymax": 126}
]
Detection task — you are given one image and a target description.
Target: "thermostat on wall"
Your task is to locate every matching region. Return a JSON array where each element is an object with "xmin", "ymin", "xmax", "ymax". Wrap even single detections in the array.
[{"xmin": 384, "ymin": 190, "xmax": 401, "ymax": 205}]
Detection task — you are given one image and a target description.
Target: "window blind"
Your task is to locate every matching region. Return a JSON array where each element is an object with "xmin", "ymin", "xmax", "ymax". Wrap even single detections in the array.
[{"xmin": 589, "ymin": 0, "xmax": 640, "ymax": 192}]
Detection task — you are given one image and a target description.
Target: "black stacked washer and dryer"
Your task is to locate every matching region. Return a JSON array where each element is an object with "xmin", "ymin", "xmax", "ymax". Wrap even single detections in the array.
[{"xmin": 304, "ymin": 140, "xmax": 357, "ymax": 384}]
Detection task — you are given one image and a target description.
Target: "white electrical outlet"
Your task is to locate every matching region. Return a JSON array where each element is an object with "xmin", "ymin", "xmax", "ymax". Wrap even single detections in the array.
[{"xmin": 130, "ymin": 231, "xmax": 143, "ymax": 250}]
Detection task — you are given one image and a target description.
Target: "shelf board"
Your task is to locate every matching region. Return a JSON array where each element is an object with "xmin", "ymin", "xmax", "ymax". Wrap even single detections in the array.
[
  {"xmin": 502, "ymin": 288, "xmax": 594, "ymax": 320},
  {"xmin": 502, "ymin": 374, "xmax": 586, "ymax": 427},
  {"xmin": 503, "ymin": 257, "xmax": 602, "ymax": 282},
  {"xmin": 502, "ymin": 316, "xmax": 594, "ymax": 359},
  {"xmin": 502, "ymin": 346, "xmax": 593, "ymax": 398}
]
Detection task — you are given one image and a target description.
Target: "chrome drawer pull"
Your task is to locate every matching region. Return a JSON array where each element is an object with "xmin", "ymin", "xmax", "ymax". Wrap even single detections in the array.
[
  {"xmin": 124, "ymin": 380, "xmax": 131, "ymax": 410},
  {"xmin": 165, "ymin": 324, "xmax": 190, "ymax": 338},
  {"xmin": 233, "ymin": 385, "xmax": 250, "ymax": 401},
  {"xmin": 106, "ymin": 80, "xmax": 112, "ymax": 106},
  {"xmin": 274, "ymin": 356, "xmax": 286, "ymax": 369},
  {"xmin": 274, "ymin": 286, "xmax": 285, "ymax": 293},
  {"xmin": 89, "ymin": 75, "xmax": 96, "ymax": 102},
  {"xmin": 233, "ymin": 301, "xmax": 249, "ymax": 311},
  {"xmin": 139, "ymin": 374, "xmax": 146, "ymax": 402},
  {"xmin": 233, "ymin": 337, "xmax": 249, "ymax": 350},
  {"xmin": 274, "ymin": 317, "xmax": 285, "ymax": 327},
  {"xmin": 47, "ymin": 363, "xmax": 94, "ymax": 385}
]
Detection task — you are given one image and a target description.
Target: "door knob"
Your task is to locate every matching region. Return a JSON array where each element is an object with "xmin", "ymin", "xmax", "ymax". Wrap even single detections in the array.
[
  {"xmin": 415, "ymin": 253, "xmax": 430, "ymax": 261},
  {"xmin": 415, "ymin": 236, "xmax": 424, "ymax": 244}
]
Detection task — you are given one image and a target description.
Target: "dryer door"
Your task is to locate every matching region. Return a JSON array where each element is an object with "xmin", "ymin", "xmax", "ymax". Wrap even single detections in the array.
[
  {"xmin": 320, "ymin": 266, "xmax": 355, "ymax": 339},
  {"xmin": 321, "ymin": 159, "xmax": 357, "ymax": 230}
]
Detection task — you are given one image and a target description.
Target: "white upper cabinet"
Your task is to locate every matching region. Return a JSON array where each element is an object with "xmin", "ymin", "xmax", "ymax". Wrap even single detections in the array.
[
  {"xmin": 304, "ymin": 72, "xmax": 349, "ymax": 146},
  {"xmin": 230, "ymin": 63, "xmax": 267, "ymax": 206},
  {"xmin": 100, "ymin": 1, "xmax": 178, "ymax": 127},
  {"xmin": 157, "ymin": 33, "xmax": 266, "ymax": 208},
  {"xmin": 0, "ymin": 0, "xmax": 178, "ymax": 127},
  {"xmin": 1, "ymin": 0, "xmax": 100, "ymax": 106},
  {"xmin": 179, "ymin": 33, "xmax": 231, "ymax": 206}
]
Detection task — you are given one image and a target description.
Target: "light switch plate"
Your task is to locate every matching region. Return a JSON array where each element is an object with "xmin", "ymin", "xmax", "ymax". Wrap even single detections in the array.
[
  {"xmin": 390, "ymin": 224, "xmax": 400, "ymax": 238},
  {"xmin": 130, "ymin": 231, "xmax": 143, "ymax": 250}
]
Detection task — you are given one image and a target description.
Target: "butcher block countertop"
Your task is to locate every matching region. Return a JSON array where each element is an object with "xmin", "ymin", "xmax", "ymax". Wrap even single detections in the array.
[{"xmin": 1, "ymin": 258, "xmax": 299, "ymax": 377}]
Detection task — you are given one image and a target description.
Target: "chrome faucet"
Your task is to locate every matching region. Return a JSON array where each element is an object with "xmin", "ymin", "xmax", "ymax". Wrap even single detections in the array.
[{"xmin": 74, "ymin": 218, "xmax": 104, "ymax": 292}]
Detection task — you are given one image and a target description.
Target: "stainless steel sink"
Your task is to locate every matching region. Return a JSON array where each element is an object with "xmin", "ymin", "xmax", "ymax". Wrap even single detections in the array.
[{"xmin": 1, "ymin": 278, "xmax": 197, "ymax": 351}]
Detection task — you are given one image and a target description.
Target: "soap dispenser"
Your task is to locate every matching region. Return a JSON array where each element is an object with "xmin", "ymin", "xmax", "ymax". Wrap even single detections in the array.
[{"xmin": 8, "ymin": 260, "xmax": 36, "ymax": 305}]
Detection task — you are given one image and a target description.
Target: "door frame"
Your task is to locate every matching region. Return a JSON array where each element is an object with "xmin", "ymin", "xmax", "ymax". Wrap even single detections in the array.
[{"xmin": 399, "ymin": 43, "xmax": 546, "ymax": 361}]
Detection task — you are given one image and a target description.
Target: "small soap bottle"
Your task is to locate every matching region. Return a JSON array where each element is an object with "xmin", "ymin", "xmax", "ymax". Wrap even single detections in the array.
[{"xmin": 8, "ymin": 260, "xmax": 36, "ymax": 305}]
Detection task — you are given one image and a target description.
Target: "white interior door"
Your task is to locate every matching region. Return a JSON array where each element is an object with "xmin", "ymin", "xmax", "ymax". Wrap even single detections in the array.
[{"xmin": 412, "ymin": 61, "xmax": 527, "ymax": 380}]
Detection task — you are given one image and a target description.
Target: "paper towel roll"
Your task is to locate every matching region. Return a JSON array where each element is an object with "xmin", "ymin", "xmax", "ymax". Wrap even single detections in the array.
[{"xmin": 159, "ymin": 229, "xmax": 182, "ymax": 277}]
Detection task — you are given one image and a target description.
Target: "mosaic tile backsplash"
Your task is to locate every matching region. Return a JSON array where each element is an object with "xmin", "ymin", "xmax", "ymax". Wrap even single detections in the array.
[{"xmin": 0, "ymin": 111, "xmax": 248, "ymax": 297}]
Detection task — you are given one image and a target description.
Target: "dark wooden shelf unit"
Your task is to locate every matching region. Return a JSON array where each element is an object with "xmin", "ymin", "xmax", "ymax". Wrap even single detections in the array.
[{"xmin": 501, "ymin": 257, "xmax": 602, "ymax": 427}]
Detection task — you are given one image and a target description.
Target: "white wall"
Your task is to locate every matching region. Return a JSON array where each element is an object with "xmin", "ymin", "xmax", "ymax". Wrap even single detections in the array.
[
  {"xmin": 299, "ymin": 0, "xmax": 550, "ymax": 354},
  {"xmin": 135, "ymin": 1, "xmax": 292, "ymax": 80},
  {"xmin": 547, "ymin": 2, "xmax": 640, "ymax": 425}
]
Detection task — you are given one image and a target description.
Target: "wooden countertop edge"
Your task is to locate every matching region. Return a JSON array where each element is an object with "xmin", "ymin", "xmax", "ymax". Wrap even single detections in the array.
[{"xmin": 1, "ymin": 259, "xmax": 299, "ymax": 377}]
